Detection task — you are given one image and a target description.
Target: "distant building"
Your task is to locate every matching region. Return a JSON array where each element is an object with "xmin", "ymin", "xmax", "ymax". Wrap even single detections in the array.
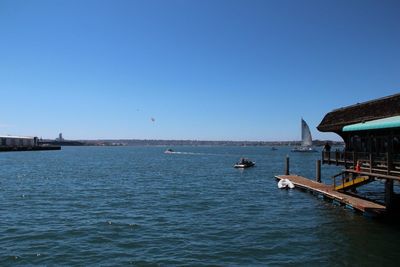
[
  {"xmin": 56, "ymin": 133, "xmax": 64, "ymax": 141},
  {"xmin": 0, "ymin": 135, "xmax": 38, "ymax": 147},
  {"xmin": 0, "ymin": 134, "xmax": 62, "ymax": 152}
]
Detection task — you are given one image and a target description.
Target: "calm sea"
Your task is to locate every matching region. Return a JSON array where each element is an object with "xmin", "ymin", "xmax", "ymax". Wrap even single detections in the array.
[{"xmin": 1, "ymin": 146, "xmax": 399, "ymax": 266}]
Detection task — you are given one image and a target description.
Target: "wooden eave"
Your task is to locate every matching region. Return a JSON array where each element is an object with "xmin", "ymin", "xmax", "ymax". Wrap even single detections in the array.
[{"xmin": 317, "ymin": 93, "xmax": 400, "ymax": 133}]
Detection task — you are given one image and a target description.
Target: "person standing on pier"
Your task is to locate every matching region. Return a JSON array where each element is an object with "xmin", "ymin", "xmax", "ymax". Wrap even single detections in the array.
[
  {"xmin": 323, "ymin": 142, "xmax": 331, "ymax": 160},
  {"xmin": 323, "ymin": 142, "xmax": 331, "ymax": 152}
]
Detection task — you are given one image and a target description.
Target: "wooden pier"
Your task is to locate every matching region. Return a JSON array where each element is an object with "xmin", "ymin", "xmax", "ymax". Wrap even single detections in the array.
[{"xmin": 275, "ymin": 174, "xmax": 386, "ymax": 217}]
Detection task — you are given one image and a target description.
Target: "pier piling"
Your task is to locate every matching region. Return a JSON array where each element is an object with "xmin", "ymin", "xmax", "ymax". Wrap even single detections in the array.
[
  {"xmin": 316, "ymin": 160, "xmax": 321, "ymax": 183},
  {"xmin": 285, "ymin": 155, "xmax": 290, "ymax": 175},
  {"xmin": 385, "ymin": 179, "xmax": 394, "ymax": 210}
]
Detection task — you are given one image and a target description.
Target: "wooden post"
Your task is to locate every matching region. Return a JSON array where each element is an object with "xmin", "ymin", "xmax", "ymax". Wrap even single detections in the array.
[
  {"xmin": 342, "ymin": 174, "xmax": 345, "ymax": 189},
  {"xmin": 385, "ymin": 179, "xmax": 394, "ymax": 211},
  {"xmin": 333, "ymin": 175, "xmax": 336, "ymax": 189},
  {"xmin": 335, "ymin": 149, "xmax": 339, "ymax": 166},
  {"xmin": 387, "ymin": 152, "xmax": 391, "ymax": 175},
  {"xmin": 316, "ymin": 160, "xmax": 321, "ymax": 183},
  {"xmin": 369, "ymin": 153, "xmax": 372, "ymax": 173},
  {"xmin": 285, "ymin": 155, "xmax": 289, "ymax": 175}
]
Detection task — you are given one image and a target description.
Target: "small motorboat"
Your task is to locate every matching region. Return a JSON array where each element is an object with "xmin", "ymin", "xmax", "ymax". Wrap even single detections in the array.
[
  {"xmin": 164, "ymin": 148, "xmax": 174, "ymax": 154},
  {"xmin": 271, "ymin": 147, "xmax": 278, "ymax": 151},
  {"xmin": 277, "ymin": 178, "xmax": 295, "ymax": 189},
  {"xmin": 234, "ymin": 158, "xmax": 255, "ymax": 168},
  {"xmin": 291, "ymin": 146, "xmax": 317, "ymax": 152}
]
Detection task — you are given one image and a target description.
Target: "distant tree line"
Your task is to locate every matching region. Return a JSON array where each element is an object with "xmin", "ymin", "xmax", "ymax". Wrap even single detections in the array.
[
  {"xmin": 57, "ymin": 139, "xmax": 344, "ymax": 147},
  {"xmin": 40, "ymin": 138, "xmax": 343, "ymax": 147}
]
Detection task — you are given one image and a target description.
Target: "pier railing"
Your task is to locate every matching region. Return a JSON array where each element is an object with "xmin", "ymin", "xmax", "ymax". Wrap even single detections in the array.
[
  {"xmin": 322, "ymin": 150, "xmax": 400, "ymax": 178},
  {"xmin": 331, "ymin": 170, "xmax": 373, "ymax": 191}
]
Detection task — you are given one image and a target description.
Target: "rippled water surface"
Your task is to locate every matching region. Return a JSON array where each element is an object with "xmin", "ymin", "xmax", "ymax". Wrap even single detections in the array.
[{"xmin": 1, "ymin": 146, "xmax": 399, "ymax": 266}]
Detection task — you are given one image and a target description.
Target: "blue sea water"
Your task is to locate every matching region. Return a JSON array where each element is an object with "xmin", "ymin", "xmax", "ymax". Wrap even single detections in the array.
[{"xmin": 1, "ymin": 146, "xmax": 400, "ymax": 266}]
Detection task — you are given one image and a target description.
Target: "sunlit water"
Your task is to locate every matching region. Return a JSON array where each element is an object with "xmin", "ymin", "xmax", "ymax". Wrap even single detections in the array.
[{"xmin": 1, "ymin": 146, "xmax": 399, "ymax": 266}]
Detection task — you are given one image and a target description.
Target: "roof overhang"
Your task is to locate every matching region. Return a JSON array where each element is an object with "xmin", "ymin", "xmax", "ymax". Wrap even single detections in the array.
[
  {"xmin": 343, "ymin": 115, "xmax": 400, "ymax": 132},
  {"xmin": 317, "ymin": 93, "xmax": 400, "ymax": 133}
]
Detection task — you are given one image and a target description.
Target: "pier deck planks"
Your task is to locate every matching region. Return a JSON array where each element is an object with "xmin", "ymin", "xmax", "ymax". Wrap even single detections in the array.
[{"xmin": 275, "ymin": 175, "xmax": 386, "ymax": 215}]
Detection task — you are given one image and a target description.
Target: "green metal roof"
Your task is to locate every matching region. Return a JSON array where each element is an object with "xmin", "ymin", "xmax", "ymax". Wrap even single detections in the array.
[{"xmin": 343, "ymin": 115, "xmax": 400, "ymax": 132}]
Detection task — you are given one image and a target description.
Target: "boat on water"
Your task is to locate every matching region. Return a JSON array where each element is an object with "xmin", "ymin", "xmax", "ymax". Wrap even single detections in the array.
[
  {"xmin": 164, "ymin": 148, "xmax": 174, "ymax": 154},
  {"xmin": 271, "ymin": 147, "xmax": 278, "ymax": 151},
  {"xmin": 277, "ymin": 178, "xmax": 295, "ymax": 189},
  {"xmin": 292, "ymin": 118, "xmax": 317, "ymax": 152},
  {"xmin": 234, "ymin": 158, "xmax": 255, "ymax": 168}
]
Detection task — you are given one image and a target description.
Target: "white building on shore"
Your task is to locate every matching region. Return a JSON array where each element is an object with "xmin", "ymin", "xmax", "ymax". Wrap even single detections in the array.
[{"xmin": 0, "ymin": 135, "xmax": 38, "ymax": 147}]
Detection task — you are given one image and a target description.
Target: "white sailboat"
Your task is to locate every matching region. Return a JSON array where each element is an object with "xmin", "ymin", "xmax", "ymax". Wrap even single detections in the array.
[{"xmin": 292, "ymin": 118, "xmax": 316, "ymax": 152}]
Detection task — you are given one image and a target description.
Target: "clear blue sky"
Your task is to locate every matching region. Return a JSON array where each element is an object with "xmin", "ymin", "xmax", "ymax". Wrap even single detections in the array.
[{"xmin": 0, "ymin": 0, "xmax": 399, "ymax": 141}]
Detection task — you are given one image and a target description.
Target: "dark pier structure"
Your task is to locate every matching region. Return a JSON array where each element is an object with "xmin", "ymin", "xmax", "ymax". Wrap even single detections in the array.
[{"xmin": 277, "ymin": 93, "xmax": 400, "ymax": 217}]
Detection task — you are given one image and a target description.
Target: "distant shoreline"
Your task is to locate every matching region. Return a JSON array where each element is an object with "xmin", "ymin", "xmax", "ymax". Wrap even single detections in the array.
[{"xmin": 40, "ymin": 139, "xmax": 344, "ymax": 147}]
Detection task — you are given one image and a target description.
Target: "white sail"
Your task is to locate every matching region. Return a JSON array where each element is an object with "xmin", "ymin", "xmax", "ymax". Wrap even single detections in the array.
[
  {"xmin": 292, "ymin": 118, "xmax": 315, "ymax": 152},
  {"xmin": 301, "ymin": 118, "xmax": 313, "ymax": 147}
]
